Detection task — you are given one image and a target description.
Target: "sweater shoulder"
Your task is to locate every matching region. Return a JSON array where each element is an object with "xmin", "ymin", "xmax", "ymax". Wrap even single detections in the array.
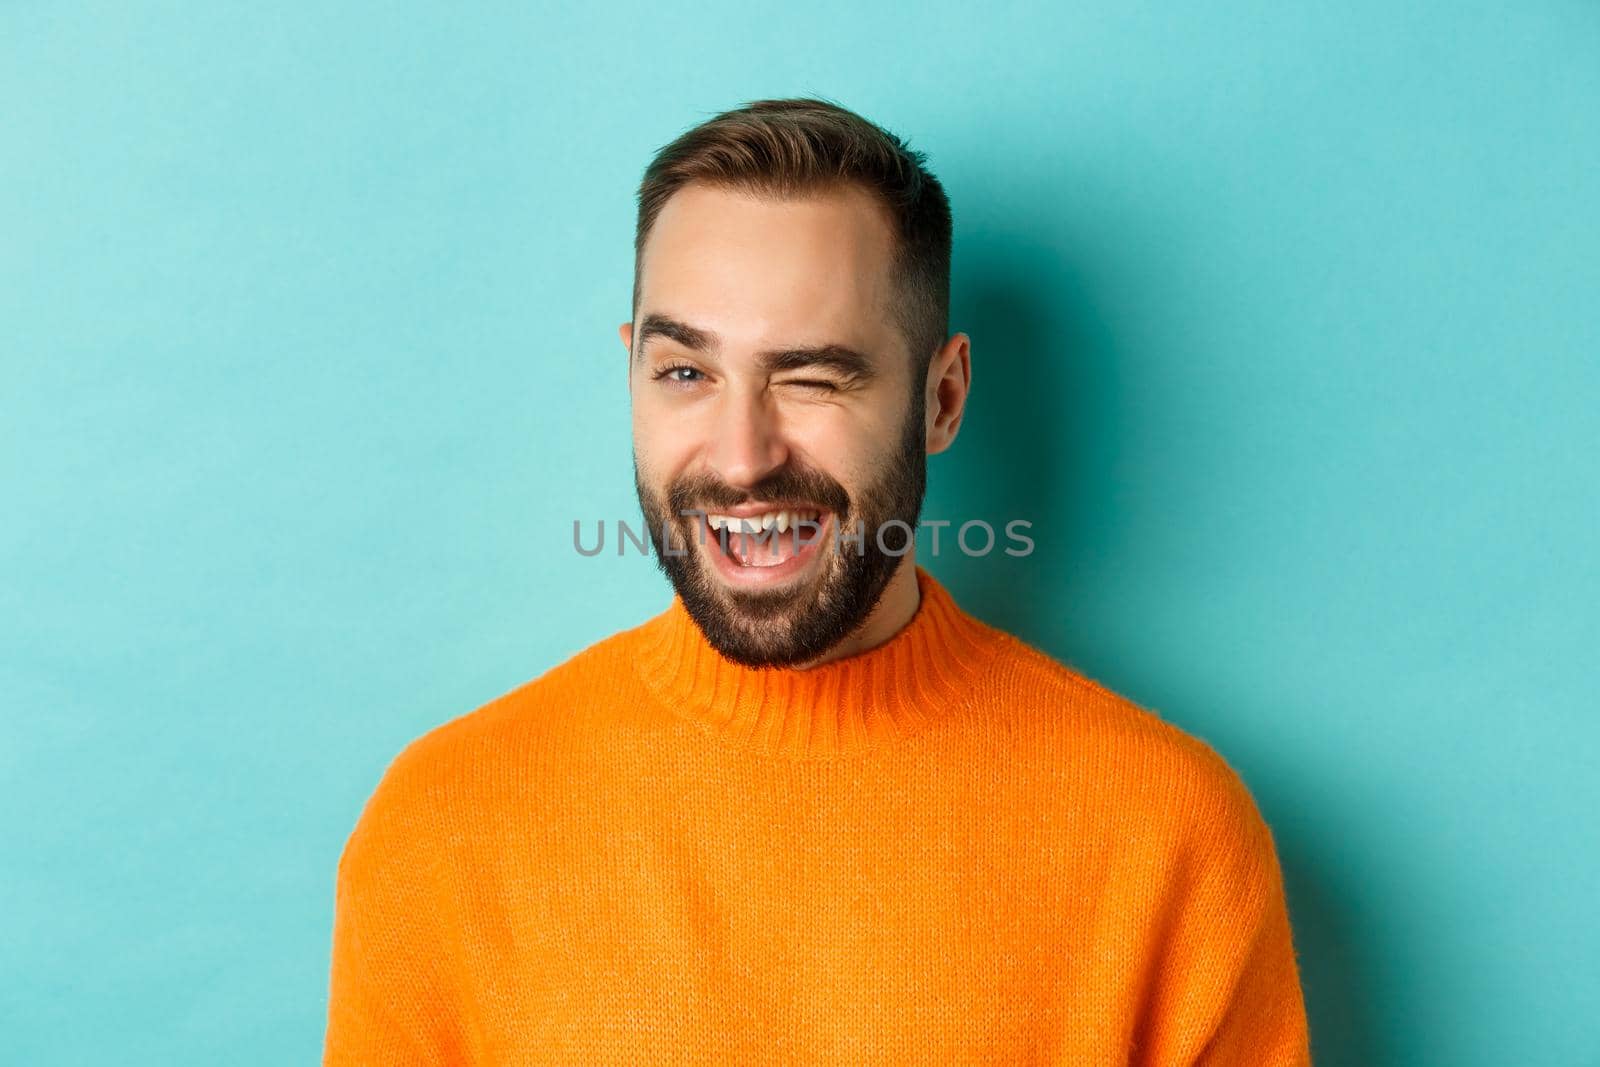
[
  {"xmin": 975, "ymin": 628, "xmax": 1269, "ymax": 835},
  {"xmin": 347, "ymin": 615, "xmax": 657, "ymax": 827}
]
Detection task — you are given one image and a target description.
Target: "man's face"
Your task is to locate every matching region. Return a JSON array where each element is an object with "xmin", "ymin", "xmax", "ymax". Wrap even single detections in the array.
[{"xmin": 625, "ymin": 181, "xmax": 926, "ymax": 667}]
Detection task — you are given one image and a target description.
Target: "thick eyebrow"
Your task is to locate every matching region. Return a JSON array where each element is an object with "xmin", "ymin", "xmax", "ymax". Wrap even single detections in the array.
[
  {"xmin": 758, "ymin": 345, "xmax": 876, "ymax": 381},
  {"xmin": 634, "ymin": 313, "xmax": 714, "ymax": 358},
  {"xmin": 634, "ymin": 313, "xmax": 877, "ymax": 381}
]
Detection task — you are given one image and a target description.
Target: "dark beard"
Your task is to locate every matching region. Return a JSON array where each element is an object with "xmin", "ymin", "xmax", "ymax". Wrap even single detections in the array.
[{"xmin": 635, "ymin": 390, "xmax": 927, "ymax": 668}]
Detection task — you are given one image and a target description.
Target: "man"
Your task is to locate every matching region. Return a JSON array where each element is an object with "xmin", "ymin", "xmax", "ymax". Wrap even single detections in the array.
[{"xmin": 324, "ymin": 98, "xmax": 1312, "ymax": 1065}]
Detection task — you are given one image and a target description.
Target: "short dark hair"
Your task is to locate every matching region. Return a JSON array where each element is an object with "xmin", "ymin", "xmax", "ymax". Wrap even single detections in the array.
[{"xmin": 632, "ymin": 97, "xmax": 953, "ymax": 380}]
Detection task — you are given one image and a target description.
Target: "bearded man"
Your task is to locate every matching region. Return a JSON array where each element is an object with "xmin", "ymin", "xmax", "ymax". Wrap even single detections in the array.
[{"xmin": 324, "ymin": 97, "xmax": 1312, "ymax": 1066}]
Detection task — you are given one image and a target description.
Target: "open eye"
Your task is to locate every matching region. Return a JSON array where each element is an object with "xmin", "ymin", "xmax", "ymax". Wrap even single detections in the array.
[{"xmin": 653, "ymin": 362, "xmax": 705, "ymax": 385}]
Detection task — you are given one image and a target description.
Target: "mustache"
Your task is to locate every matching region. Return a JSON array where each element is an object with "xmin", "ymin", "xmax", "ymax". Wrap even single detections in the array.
[{"xmin": 666, "ymin": 466, "xmax": 851, "ymax": 516}]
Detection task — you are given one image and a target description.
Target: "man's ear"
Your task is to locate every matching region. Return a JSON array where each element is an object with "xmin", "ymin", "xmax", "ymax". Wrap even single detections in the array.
[
  {"xmin": 924, "ymin": 332, "xmax": 972, "ymax": 455},
  {"xmin": 619, "ymin": 322, "xmax": 634, "ymax": 389}
]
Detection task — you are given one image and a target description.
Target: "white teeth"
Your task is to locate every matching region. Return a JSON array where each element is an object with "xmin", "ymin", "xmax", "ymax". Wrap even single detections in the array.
[{"xmin": 706, "ymin": 509, "xmax": 825, "ymax": 534}]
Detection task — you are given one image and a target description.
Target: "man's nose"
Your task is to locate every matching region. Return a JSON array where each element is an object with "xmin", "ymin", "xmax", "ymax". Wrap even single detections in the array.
[{"xmin": 705, "ymin": 388, "xmax": 788, "ymax": 490}]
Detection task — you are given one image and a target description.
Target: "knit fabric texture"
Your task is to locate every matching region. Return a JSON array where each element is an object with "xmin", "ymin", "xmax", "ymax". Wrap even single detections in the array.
[{"xmin": 323, "ymin": 566, "xmax": 1311, "ymax": 1064}]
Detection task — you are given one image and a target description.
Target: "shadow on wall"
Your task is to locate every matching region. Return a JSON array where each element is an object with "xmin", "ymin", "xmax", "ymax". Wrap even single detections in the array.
[
  {"xmin": 940, "ymin": 224, "xmax": 1388, "ymax": 1066},
  {"xmin": 1275, "ymin": 822, "xmax": 1391, "ymax": 1065},
  {"xmin": 933, "ymin": 227, "xmax": 1108, "ymax": 641}
]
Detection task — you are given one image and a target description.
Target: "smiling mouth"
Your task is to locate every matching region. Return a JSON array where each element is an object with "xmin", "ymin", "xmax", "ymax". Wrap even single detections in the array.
[{"xmin": 700, "ymin": 509, "xmax": 831, "ymax": 568}]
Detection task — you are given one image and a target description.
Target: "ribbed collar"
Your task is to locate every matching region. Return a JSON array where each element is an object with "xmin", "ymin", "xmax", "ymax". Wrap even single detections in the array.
[{"xmin": 629, "ymin": 565, "xmax": 1004, "ymax": 759}]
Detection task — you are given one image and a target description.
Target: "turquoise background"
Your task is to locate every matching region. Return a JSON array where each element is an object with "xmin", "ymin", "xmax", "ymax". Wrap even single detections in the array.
[{"xmin": 3, "ymin": 3, "xmax": 1596, "ymax": 1063}]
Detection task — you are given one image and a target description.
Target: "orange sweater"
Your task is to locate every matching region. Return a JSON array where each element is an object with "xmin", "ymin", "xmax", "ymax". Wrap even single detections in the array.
[{"xmin": 324, "ymin": 566, "xmax": 1310, "ymax": 1064}]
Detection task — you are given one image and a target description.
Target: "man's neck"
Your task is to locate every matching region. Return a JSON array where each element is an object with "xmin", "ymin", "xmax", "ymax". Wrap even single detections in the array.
[{"xmin": 793, "ymin": 553, "xmax": 923, "ymax": 670}]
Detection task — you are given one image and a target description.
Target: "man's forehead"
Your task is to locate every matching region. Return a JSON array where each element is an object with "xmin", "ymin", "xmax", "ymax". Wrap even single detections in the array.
[
  {"xmin": 641, "ymin": 184, "xmax": 895, "ymax": 284},
  {"xmin": 636, "ymin": 183, "xmax": 901, "ymax": 352}
]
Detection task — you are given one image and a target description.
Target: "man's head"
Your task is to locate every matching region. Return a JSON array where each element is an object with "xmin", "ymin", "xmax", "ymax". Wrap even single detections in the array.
[{"xmin": 622, "ymin": 98, "xmax": 970, "ymax": 668}]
